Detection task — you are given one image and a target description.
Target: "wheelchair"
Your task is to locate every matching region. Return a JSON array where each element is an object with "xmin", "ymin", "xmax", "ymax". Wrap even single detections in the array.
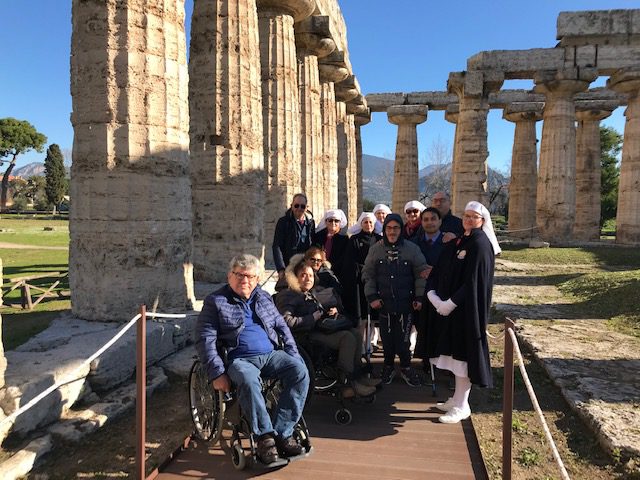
[
  {"xmin": 188, "ymin": 357, "xmax": 313, "ymax": 470},
  {"xmin": 296, "ymin": 334, "xmax": 376, "ymax": 426}
]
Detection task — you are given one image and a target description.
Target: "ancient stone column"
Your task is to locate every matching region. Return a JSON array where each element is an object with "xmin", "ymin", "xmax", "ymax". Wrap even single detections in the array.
[
  {"xmin": 70, "ymin": 0, "xmax": 193, "ymax": 320},
  {"xmin": 388, "ymin": 105, "xmax": 428, "ymax": 212},
  {"xmin": 502, "ymin": 103, "xmax": 543, "ymax": 239},
  {"xmin": 336, "ymin": 101, "xmax": 358, "ymax": 223},
  {"xmin": 574, "ymin": 107, "xmax": 613, "ymax": 242},
  {"xmin": 295, "ymin": 15, "xmax": 335, "ymax": 219},
  {"xmin": 448, "ymin": 71, "xmax": 504, "ymax": 214},
  {"xmin": 354, "ymin": 111, "xmax": 371, "ymax": 215},
  {"xmin": 318, "ymin": 52, "xmax": 349, "ymax": 213},
  {"xmin": 534, "ymin": 68, "xmax": 597, "ymax": 241},
  {"xmin": 444, "ymin": 104, "xmax": 459, "ymax": 194},
  {"xmin": 608, "ymin": 69, "xmax": 640, "ymax": 245},
  {"xmin": 189, "ymin": 0, "xmax": 265, "ymax": 282},
  {"xmin": 257, "ymin": 0, "xmax": 314, "ymax": 264}
]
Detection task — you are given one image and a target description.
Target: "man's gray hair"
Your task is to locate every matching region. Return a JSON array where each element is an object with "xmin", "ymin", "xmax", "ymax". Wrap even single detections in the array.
[{"xmin": 228, "ymin": 254, "xmax": 262, "ymax": 273}]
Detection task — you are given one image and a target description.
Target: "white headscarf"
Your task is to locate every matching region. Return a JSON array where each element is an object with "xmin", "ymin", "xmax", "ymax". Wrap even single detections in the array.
[
  {"xmin": 403, "ymin": 200, "xmax": 426, "ymax": 213},
  {"xmin": 373, "ymin": 204, "xmax": 391, "ymax": 234},
  {"xmin": 316, "ymin": 208, "xmax": 348, "ymax": 232},
  {"xmin": 348, "ymin": 212, "xmax": 377, "ymax": 235},
  {"xmin": 464, "ymin": 201, "xmax": 501, "ymax": 255}
]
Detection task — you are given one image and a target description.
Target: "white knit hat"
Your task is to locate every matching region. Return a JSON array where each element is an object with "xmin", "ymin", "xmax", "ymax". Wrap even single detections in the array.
[{"xmin": 464, "ymin": 201, "xmax": 501, "ymax": 255}]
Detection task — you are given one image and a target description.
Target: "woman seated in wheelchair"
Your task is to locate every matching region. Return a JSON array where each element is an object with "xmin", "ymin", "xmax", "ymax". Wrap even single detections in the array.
[
  {"xmin": 275, "ymin": 254, "xmax": 381, "ymax": 398},
  {"xmin": 195, "ymin": 254, "xmax": 310, "ymax": 466}
]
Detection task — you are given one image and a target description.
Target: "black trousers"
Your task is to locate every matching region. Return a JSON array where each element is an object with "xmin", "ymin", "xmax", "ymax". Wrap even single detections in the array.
[{"xmin": 379, "ymin": 312, "xmax": 413, "ymax": 369}]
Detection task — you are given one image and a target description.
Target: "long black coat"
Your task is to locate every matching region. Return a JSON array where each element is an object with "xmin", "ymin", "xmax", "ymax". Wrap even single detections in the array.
[
  {"xmin": 314, "ymin": 230, "xmax": 348, "ymax": 283},
  {"xmin": 342, "ymin": 231, "xmax": 382, "ymax": 317},
  {"xmin": 417, "ymin": 228, "xmax": 495, "ymax": 388}
]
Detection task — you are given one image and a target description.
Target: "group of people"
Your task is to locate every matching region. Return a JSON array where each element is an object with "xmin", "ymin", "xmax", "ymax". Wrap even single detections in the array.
[{"xmin": 195, "ymin": 190, "xmax": 500, "ymax": 465}]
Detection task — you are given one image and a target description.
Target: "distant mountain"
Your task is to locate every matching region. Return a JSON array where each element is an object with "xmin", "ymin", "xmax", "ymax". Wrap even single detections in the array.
[{"xmin": 13, "ymin": 162, "xmax": 45, "ymax": 178}]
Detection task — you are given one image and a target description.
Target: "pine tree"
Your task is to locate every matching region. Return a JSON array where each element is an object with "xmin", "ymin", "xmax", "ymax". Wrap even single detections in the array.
[
  {"xmin": 44, "ymin": 143, "xmax": 66, "ymax": 213},
  {"xmin": 600, "ymin": 126, "xmax": 622, "ymax": 226}
]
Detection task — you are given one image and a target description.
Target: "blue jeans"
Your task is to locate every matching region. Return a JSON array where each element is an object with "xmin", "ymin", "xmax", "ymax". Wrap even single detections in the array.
[{"xmin": 227, "ymin": 350, "xmax": 309, "ymax": 438}]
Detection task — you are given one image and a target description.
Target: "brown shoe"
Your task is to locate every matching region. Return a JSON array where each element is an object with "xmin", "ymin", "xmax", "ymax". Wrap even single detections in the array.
[
  {"xmin": 275, "ymin": 435, "xmax": 303, "ymax": 457},
  {"xmin": 256, "ymin": 435, "xmax": 279, "ymax": 464}
]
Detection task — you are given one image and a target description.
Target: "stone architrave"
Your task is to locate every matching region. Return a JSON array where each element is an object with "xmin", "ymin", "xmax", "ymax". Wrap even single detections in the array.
[
  {"xmin": 608, "ymin": 69, "xmax": 640, "ymax": 245},
  {"xmin": 336, "ymin": 102, "xmax": 358, "ymax": 223},
  {"xmin": 354, "ymin": 112, "xmax": 371, "ymax": 216},
  {"xmin": 574, "ymin": 108, "xmax": 613, "ymax": 241},
  {"xmin": 387, "ymin": 105, "xmax": 428, "ymax": 212},
  {"xmin": 448, "ymin": 71, "xmax": 504, "ymax": 214},
  {"xmin": 189, "ymin": 0, "xmax": 266, "ymax": 282},
  {"xmin": 502, "ymin": 103, "xmax": 543, "ymax": 239},
  {"xmin": 534, "ymin": 68, "xmax": 597, "ymax": 242},
  {"xmin": 296, "ymin": 15, "xmax": 336, "ymax": 219},
  {"xmin": 257, "ymin": 0, "xmax": 314, "ymax": 265},
  {"xmin": 70, "ymin": 0, "xmax": 194, "ymax": 320}
]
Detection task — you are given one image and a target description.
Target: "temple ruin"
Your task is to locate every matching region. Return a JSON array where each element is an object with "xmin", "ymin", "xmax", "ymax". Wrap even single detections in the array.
[{"xmin": 68, "ymin": 4, "xmax": 640, "ymax": 321}]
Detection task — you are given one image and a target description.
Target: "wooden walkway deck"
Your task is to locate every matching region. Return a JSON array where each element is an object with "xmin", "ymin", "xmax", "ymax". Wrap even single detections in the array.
[{"xmin": 157, "ymin": 358, "xmax": 488, "ymax": 480}]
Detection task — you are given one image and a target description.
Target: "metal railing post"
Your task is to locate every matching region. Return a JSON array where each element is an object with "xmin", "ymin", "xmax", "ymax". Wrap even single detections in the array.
[
  {"xmin": 136, "ymin": 305, "xmax": 147, "ymax": 480},
  {"xmin": 503, "ymin": 317, "xmax": 515, "ymax": 480}
]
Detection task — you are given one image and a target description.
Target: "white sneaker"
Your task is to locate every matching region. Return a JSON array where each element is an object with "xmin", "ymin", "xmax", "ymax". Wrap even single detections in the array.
[
  {"xmin": 438, "ymin": 406, "xmax": 471, "ymax": 424},
  {"xmin": 434, "ymin": 397, "xmax": 454, "ymax": 413}
]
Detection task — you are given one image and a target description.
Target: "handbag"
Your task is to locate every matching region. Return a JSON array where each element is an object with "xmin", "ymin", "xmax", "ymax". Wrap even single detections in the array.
[{"xmin": 315, "ymin": 313, "xmax": 354, "ymax": 333}]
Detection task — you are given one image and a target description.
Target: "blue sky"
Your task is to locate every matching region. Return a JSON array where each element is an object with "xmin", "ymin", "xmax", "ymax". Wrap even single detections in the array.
[{"xmin": 0, "ymin": 1, "xmax": 634, "ymax": 172}]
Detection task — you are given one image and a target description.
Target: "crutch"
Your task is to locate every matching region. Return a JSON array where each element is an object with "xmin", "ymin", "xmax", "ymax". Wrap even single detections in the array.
[{"xmin": 357, "ymin": 286, "xmax": 373, "ymax": 376}]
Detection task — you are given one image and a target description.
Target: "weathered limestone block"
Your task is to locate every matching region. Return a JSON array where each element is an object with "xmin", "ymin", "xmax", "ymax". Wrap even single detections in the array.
[
  {"xmin": 608, "ymin": 69, "xmax": 640, "ymax": 245},
  {"xmin": 444, "ymin": 105, "xmax": 459, "ymax": 195},
  {"xmin": 534, "ymin": 69, "xmax": 597, "ymax": 241},
  {"xmin": 0, "ymin": 434, "xmax": 52, "ymax": 480},
  {"xmin": 70, "ymin": 0, "xmax": 193, "ymax": 321},
  {"xmin": 574, "ymin": 108, "xmax": 613, "ymax": 241},
  {"xmin": 557, "ymin": 9, "xmax": 640, "ymax": 46},
  {"xmin": 320, "ymin": 78, "xmax": 339, "ymax": 211},
  {"xmin": 387, "ymin": 105, "xmax": 428, "ymax": 212},
  {"xmin": 503, "ymin": 104, "xmax": 543, "ymax": 239},
  {"xmin": 296, "ymin": 15, "xmax": 335, "ymax": 217},
  {"xmin": 258, "ymin": 0, "xmax": 314, "ymax": 264},
  {"xmin": 336, "ymin": 102, "xmax": 358, "ymax": 223},
  {"xmin": 448, "ymin": 71, "xmax": 504, "ymax": 214}
]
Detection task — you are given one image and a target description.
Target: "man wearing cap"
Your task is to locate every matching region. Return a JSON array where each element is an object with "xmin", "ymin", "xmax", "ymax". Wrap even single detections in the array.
[
  {"xmin": 362, "ymin": 213, "xmax": 428, "ymax": 387},
  {"xmin": 273, "ymin": 193, "xmax": 315, "ymax": 278},
  {"xmin": 431, "ymin": 191, "xmax": 463, "ymax": 242}
]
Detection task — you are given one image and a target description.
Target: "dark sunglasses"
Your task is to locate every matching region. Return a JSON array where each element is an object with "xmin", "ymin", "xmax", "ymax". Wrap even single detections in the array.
[
  {"xmin": 327, "ymin": 218, "xmax": 341, "ymax": 223},
  {"xmin": 405, "ymin": 209, "xmax": 420, "ymax": 214},
  {"xmin": 293, "ymin": 203, "xmax": 306, "ymax": 209}
]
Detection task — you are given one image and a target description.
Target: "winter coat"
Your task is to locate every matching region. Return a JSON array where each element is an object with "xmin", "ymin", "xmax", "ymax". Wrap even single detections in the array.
[
  {"xmin": 272, "ymin": 209, "xmax": 315, "ymax": 271},
  {"xmin": 342, "ymin": 231, "xmax": 382, "ymax": 317},
  {"xmin": 313, "ymin": 229, "xmax": 348, "ymax": 282}
]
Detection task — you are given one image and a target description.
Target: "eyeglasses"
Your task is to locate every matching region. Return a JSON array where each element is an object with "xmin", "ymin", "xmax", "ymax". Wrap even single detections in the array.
[
  {"xmin": 405, "ymin": 209, "xmax": 420, "ymax": 214},
  {"xmin": 463, "ymin": 214, "xmax": 483, "ymax": 221},
  {"xmin": 231, "ymin": 271, "xmax": 258, "ymax": 281},
  {"xmin": 293, "ymin": 203, "xmax": 306, "ymax": 209},
  {"xmin": 327, "ymin": 218, "xmax": 340, "ymax": 223},
  {"xmin": 308, "ymin": 258, "xmax": 323, "ymax": 264}
]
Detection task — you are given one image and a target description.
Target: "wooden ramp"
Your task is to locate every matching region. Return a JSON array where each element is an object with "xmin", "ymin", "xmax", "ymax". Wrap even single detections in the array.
[{"xmin": 157, "ymin": 362, "xmax": 488, "ymax": 480}]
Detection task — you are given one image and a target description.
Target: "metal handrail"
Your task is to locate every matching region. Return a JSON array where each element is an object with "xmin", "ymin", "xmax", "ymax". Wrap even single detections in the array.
[{"xmin": 502, "ymin": 317, "xmax": 570, "ymax": 480}]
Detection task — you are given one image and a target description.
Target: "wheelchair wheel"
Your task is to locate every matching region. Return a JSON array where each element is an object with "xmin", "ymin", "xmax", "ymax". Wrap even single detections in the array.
[
  {"xmin": 297, "ymin": 346, "xmax": 315, "ymax": 405},
  {"xmin": 292, "ymin": 418, "xmax": 312, "ymax": 452},
  {"xmin": 231, "ymin": 442, "xmax": 246, "ymax": 470},
  {"xmin": 188, "ymin": 360, "xmax": 225, "ymax": 443},
  {"xmin": 334, "ymin": 408, "xmax": 352, "ymax": 425}
]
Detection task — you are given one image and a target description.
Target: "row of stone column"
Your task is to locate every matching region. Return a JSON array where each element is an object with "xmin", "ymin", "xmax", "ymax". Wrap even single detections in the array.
[{"xmin": 69, "ymin": 0, "xmax": 366, "ymax": 320}]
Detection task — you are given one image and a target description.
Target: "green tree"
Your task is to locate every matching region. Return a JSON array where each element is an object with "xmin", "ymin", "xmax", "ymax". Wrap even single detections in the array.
[
  {"xmin": 44, "ymin": 143, "xmax": 66, "ymax": 213},
  {"xmin": 600, "ymin": 126, "xmax": 623, "ymax": 226},
  {"xmin": 0, "ymin": 118, "xmax": 47, "ymax": 211}
]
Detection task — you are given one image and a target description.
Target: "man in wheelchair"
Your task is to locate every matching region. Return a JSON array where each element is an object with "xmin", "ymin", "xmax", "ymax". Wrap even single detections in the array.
[{"xmin": 195, "ymin": 254, "xmax": 310, "ymax": 466}]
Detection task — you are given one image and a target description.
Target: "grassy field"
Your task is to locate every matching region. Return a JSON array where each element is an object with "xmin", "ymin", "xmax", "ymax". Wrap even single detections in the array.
[
  {"xmin": 501, "ymin": 244, "xmax": 640, "ymax": 267},
  {"xmin": 0, "ymin": 216, "xmax": 70, "ymax": 350}
]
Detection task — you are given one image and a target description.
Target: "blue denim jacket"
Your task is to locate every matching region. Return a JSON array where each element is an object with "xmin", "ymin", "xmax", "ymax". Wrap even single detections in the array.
[{"xmin": 195, "ymin": 284, "xmax": 300, "ymax": 382}]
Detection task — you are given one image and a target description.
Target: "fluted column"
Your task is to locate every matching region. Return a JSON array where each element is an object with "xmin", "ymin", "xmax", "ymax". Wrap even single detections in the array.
[
  {"xmin": 296, "ymin": 15, "xmax": 335, "ymax": 218},
  {"xmin": 336, "ymin": 101, "xmax": 358, "ymax": 223},
  {"xmin": 503, "ymin": 103, "xmax": 543, "ymax": 239},
  {"xmin": 574, "ymin": 108, "xmax": 613, "ymax": 241},
  {"xmin": 448, "ymin": 71, "xmax": 504, "ymax": 214},
  {"xmin": 608, "ymin": 69, "xmax": 640, "ymax": 245},
  {"xmin": 354, "ymin": 112, "xmax": 371, "ymax": 215},
  {"xmin": 388, "ymin": 105, "xmax": 428, "ymax": 211},
  {"xmin": 70, "ymin": 0, "xmax": 193, "ymax": 320},
  {"xmin": 534, "ymin": 68, "xmax": 596, "ymax": 241},
  {"xmin": 189, "ymin": 0, "xmax": 265, "ymax": 281},
  {"xmin": 257, "ymin": 0, "xmax": 314, "ymax": 263},
  {"xmin": 444, "ymin": 104, "xmax": 459, "ymax": 194}
]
